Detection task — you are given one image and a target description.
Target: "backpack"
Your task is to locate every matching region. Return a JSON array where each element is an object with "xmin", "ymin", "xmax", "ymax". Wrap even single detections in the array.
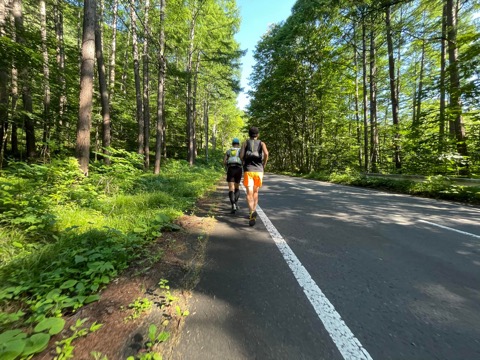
[
  {"xmin": 245, "ymin": 140, "xmax": 262, "ymax": 161},
  {"xmin": 227, "ymin": 148, "xmax": 242, "ymax": 165}
]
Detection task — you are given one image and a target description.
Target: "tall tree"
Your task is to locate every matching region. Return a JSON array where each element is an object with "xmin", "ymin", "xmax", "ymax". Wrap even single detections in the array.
[
  {"xmin": 143, "ymin": 0, "xmax": 150, "ymax": 169},
  {"xmin": 40, "ymin": 0, "xmax": 51, "ymax": 152},
  {"xmin": 154, "ymin": 0, "xmax": 166, "ymax": 174},
  {"xmin": 130, "ymin": 0, "xmax": 143, "ymax": 155},
  {"xmin": 369, "ymin": 22, "xmax": 378, "ymax": 173},
  {"xmin": 439, "ymin": 1, "xmax": 447, "ymax": 150},
  {"xmin": 54, "ymin": 0, "xmax": 67, "ymax": 145},
  {"xmin": 76, "ymin": 0, "xmax": 96, "ymax": 175},
  {"xmin": 109, "ymin": 0, "xmax": 118, "ymax": 98},
  {"xmin": 9, "ymin": 0, "xmax": 19, "ymax": 156},
  {"xmin": 446, "ymin": 0, "xmax": 467, "ymax": 158},
  {"xmin": 0, "ymin": 0, "xmax": 8, "ymax": 162},
  {"xmin": 185, "ymin": 4, "xmax": 198, "ymax": 165},
  {"xmin": 385, "ymin": 3, "xmax": 401, "ymax": 170},
  {"xmin": 362, "ymin": 13, "xmax": 369, "ymax": 172},
  {"xmin": 95, "ymin": 0, "xmax": 111, "ymax": 164},
  {"xmin": 13, "ymin": 0, "xmax": 35, "ymax": 158}
]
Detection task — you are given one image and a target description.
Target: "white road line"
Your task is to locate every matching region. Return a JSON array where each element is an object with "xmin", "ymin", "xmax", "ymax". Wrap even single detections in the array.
[
  {"xmin": 419, "ymin": 220, "xmax": 480, "ymax": 239},
  {"xmin": 255, "ymin": 205, "xmax": 373, "ymax": 360}
]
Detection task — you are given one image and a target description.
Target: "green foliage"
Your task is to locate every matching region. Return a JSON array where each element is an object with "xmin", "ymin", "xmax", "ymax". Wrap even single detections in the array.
[
  {"xmin": 124, "ymin": 324, "xmax": 169, "ymax": 360},
  {"xmin": 54, "ymin": 318, "xmax": 102, "ymax": 360},
  {"xmin": 0, "ymin": 156, "xmax": 223, "ymax": 358},
  {"xmin": 305, "ymin": 171, "xmax": 480, "ymax": 204},
  {"xmin": 125, "ymin": 298, "xmax": 153, "ymax": 321},
  {"xmin": 147, "ymin": 324, "xmax": 170, "ymax": 348},
  {"xmin": 247, "ymin": 0, "xmax": 480, "ymax": 176},
  {"xmin": 0, "ymin": 317, "xmax": 65, "ymax": 360},
  {"xmin": 158, "ymin": 279, "xmax": 178, "ymax": 308}
]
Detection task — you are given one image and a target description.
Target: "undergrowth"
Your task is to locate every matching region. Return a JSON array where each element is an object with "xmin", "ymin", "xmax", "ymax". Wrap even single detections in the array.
[
  {"xmin": 0, "ymin": 151, "xmax": 223, "ymax": 359},
  {"xmin": 304, "ymin": 170, "xmax": 480, "ymax": 205}
]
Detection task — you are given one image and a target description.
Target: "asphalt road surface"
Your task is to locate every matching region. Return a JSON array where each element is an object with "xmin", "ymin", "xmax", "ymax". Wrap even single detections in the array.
[{"xmin": 171, "ymin": 174, "xmax": 480, "ymax": 360}]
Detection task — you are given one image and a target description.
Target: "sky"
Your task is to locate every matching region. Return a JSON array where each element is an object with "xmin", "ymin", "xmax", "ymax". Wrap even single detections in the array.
[{"xmin": 234, "ymin": 0, "xmax": 297, "ymax": 110}]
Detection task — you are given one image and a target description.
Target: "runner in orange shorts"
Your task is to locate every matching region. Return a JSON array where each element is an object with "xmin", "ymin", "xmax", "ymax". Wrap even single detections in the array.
[{"xmin": 240, "ymin": 126, "xmax": 269, "ymax": 226}]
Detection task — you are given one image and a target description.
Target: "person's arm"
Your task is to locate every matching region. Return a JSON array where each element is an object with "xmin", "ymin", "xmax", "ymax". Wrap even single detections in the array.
[
  {"xmin": 239, "ymin": 143, "xmax": 246, "ymax": 163},
  {"xmin": 223, "ymin": 151, "xmax": 229, "ymax": 169},
  {"xmin": 262, "ymin": 142, "xmax": 269, "ymax": 168}
]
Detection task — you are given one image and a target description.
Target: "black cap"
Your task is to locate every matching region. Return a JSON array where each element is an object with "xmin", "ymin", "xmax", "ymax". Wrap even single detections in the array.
[{"xmin": 248, "ymin": 126, "xmax": 259, "ymax": 137}]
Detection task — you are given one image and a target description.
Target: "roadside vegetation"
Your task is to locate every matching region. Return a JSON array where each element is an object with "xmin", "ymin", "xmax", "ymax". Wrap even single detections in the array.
[
  {"xmin": 292, "ymin": 170, "xmax": 480, "ymax": 205},
  {"xmin": 0, "ymin": 151, "xmax": 224, "ymax": 359}
]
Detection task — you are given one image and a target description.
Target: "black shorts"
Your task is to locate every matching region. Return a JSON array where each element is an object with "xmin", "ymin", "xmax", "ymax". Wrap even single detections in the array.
[{"xmin": 226, "ymin": 166, "xmax": 242, "ymax": 184}]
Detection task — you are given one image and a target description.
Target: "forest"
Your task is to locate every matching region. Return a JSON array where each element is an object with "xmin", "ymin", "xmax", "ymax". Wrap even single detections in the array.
[
  {"xmin": 0, "ymin": 0, "xmax": 244, "ymax": 173},
  {"xmin": 248, "ymin": 0, "xmax": 480, "ymax": 177}
]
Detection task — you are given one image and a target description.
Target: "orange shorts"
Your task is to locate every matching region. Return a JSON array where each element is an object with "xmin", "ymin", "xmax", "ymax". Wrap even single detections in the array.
[{"xmin": 243, "ymin": 171, "xmax": 264, "ymax": 188}]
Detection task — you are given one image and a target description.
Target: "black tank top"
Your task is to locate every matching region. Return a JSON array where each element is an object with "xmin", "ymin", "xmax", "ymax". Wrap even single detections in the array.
[{"xmin": 243, "ymin": 140, "xmax": 263, "ymax": 172}]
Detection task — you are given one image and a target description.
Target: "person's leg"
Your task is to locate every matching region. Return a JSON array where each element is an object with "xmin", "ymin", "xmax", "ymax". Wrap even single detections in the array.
[
  {"xmin": 233, "ymin": 168, "xmax": 241, "ymax": 207},
  {"xmin": 234, "ymin": 184, "xmax": 240, "ymax": 204},
  {"xmin": 252, "ymin": 172, "xmax": 263, "ymax": 212},
  {"xmin": 252, "ymin": 186, "xmax": 259, "ymax": 210},
  {"xmin": 228, "ymin": 181, "xmax": 235, "ymax": 204},
  {"xmin": 228, "ymin": 181, "xmax": 237, "ymax": 213},
  {"xmin": 245, "ymin": 185, "xmax": 255, "ymax": 213}
]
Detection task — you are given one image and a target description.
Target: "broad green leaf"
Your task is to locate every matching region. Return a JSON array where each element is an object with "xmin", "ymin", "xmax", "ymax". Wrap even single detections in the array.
[
  {"xmin": 60, "ymin": 280, "xmax": 78, "ymax": 289},
  {"xmin": 0, "ymin": 339, "xmax": 26, "ymax": 360},
  {"xmin": 156, "ymin": 331, "xmax": 170, "ymax": 343},
  {"xmin": 89, "ymin": 322, "xmax": 103, "ymax": 332},
  {"xmin": 34, "ymin": 318, "xmax": 65, "ymax": 335},
  {"xmin": 84, "ymin": 294, "xmax": 100, "ymax": 304},
  {"xmin": 0, "ymin": 330, "xmax": 27, "ymax": 343},
  {"xmin": 75, "ymin": 255, "xmax": 86, "ymax": 264},
  {"xmin": 22, "ymin": 333, "xmax": 50, "ymax": 356},
  {"xmin": 149, "ymin": 324, "xmax": 158, "ymax": 342}
]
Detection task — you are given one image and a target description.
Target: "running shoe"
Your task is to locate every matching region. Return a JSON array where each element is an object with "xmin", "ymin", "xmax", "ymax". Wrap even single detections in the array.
[{"xmin": 249, "ymin": 210, "xmax": 257, "ymax": 226}]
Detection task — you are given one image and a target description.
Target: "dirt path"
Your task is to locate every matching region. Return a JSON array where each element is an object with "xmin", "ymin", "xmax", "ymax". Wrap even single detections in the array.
[{"xmin": 34, "ymin": 184, "xmax": 225, "ymax": 360}]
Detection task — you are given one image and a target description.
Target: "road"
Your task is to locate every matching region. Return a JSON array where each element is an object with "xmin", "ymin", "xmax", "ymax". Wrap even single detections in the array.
[{"xmin": 171, "ymin": 174, "xmax": 480, "ymax": 360}]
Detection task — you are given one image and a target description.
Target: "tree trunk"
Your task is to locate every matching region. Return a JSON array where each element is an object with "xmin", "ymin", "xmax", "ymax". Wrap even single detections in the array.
[
  {"xmin": 446, "ymin": 0, "xmax": 467, "ymax": 158},
  {"xmin": 414, "ymin": 38, "xmax": 425, "ymax": 129},
  {"xmin": 385, "ymin": 4, "xmax": 401, "ymax": 170},
  {"xmin": 192, "ymin": 51, "xmax": 200, "ymax": 159},
  {"xmin": 121, "ymin": 27, "xmax": 130, "ymax": 94},
  {"xmin": 0, "ymin": 0, "xmax": 8, "ymax": 162},
  {"xmin": 143, "ymin": 0, "xmax": 150, "ymax": 169},
  {"xmin": 130, "ymin": 0, "xmax": 143, "ymax": 154},
  {"xmin": 353, "ymin": 21, "xmax": 362, "ymax": 170},
  {"xmin": 40, "ymin": 0, "xmax": 50, "ymax": 154},
  {"xmin": 109, "ymin": 0, "xmax": 118, "ymax": 97},
  {"xmin": 13, "ymin": 0, "xmax": 35, "ymax": 158},
  {"xmin": 361, "ymin": 18, "xmax": 368, "ymax": 172},
  {"xmin": 369, "ymin": 25, "xmax": 378, "ymax": 173},
  {"xmin": 154, "ymin": 0, "xmax": 166, "ymax": 175},
  {"xmin": 186, "ymin": 9, "xmax": 197, "ymax": 166},
  {"xmin": 55, "ymin": 0, "xmax": 67, "ymax": 146},
  {"xmin": 413, "ymin": 11, "xmax": 427, "ymax": 130},
  {"xmin": 439, "ymin": 2, "xmax": 447, "ymax": 150},
  {"xmin": 204, "ymin": 98, "xmax": 209, "ymax": 162},
  {"xmin": 10, "ymin": 2, "xmax": 18, "ymax": 156},
  {"xmin": 95, "ymin": 0, "xmax": 111, "ymax": 164},
  {"xmin": 76, "ymin": 0, "xmax": 96, "ymax": 175}
]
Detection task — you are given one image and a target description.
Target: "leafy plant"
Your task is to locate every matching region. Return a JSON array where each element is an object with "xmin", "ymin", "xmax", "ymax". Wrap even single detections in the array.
[
  {"xmin": 54, "ymin": 319, "xmax": 102, "ymax": 360},
  {"xmin": 125, "ymin": 298, "xmax": 153, "ymax": 321},
  {"xmin": 0, "ymin": 317, "xmax": 65, "ymax": 360},
  {"xmin": 158, "ymin": 279, "xmax": 177, "ymax": 307}
]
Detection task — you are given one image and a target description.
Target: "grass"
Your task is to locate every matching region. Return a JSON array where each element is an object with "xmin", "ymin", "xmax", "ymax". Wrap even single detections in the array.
[{"xmin": 299, "ymin": 170, "xmax": 480, "ymax": 205}]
